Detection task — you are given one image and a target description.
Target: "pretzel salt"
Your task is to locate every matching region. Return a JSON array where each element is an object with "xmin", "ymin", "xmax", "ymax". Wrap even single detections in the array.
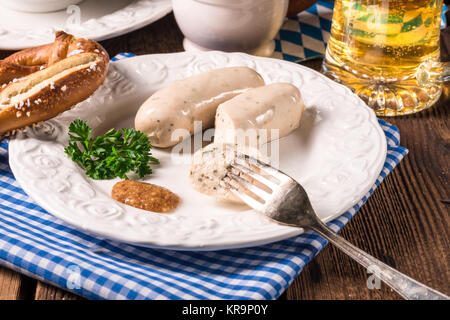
[{"xmin": 0, "ymin": 31, "xmax": 109, "ymax": 136}]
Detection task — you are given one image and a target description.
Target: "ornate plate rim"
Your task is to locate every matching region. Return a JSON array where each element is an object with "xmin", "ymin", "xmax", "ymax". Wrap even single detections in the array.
[{"xmin": 8, "ymin": 51, "xmax": 387, "ymax": 251}]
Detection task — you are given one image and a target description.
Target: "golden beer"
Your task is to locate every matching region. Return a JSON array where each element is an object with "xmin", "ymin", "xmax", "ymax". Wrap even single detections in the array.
[{"xmin": 323, "ymin": 0, "xmax": 444, "ymax": 116}]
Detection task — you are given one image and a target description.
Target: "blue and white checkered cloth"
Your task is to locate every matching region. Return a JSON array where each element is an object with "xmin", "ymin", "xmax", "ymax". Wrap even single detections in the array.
[{"xmin": 0, "ymin": 2, "xmax": 410, "ymax": 300}]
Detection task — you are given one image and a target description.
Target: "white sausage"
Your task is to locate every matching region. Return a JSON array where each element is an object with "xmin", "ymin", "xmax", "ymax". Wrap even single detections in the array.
[
  {"xmin": 214, "ymin": 83, "xmax": 304, "ymax": 147},
  {"xmin": 135, "ymin": 67, "xmax": 264, "ymax": 148}
]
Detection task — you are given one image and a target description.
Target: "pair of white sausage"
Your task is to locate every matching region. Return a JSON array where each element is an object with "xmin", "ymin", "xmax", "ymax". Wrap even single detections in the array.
[
  {"xmin": 135, "ymin": 67, "xmax": 265, "ymax": 148},
  {"xmin": 134, "ymin": 67, "xmax": 305, "ymax": 203},
  {"xmin": 135, "ymin": 67, "xmax": 304, "ymax": 148}
]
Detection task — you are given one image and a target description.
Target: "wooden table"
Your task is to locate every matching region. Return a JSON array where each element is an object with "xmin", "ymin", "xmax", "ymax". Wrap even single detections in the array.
[{"xmin": 0, "ymin": 13, "xmax": 448, "ymax": 300}]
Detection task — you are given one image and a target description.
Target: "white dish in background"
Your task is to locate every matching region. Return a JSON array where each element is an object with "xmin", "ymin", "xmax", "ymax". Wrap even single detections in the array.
[
  {"xmin": 9, "ymin": 51, "xmax": 387, "ymax": 251},
  {"xmin": 0, "ymin": 0, "xmax": 172, "ymax": 50},
  {"xmin": 0, "ymin": 0, "xmax": 83, "ymax": 13},
  {"xmin": 173, "ymin": 0, "xmax": 288, "ymax": 57}
]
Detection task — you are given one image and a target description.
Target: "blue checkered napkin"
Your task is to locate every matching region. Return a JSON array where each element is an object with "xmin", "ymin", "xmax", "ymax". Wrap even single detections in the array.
[
  {"xmin": 0, "ymin": 53, "xmax": 408, "ymax": 300},
  {"xmin": 276, "ymin": 1, "xmax": 449, "ymax": 62}
]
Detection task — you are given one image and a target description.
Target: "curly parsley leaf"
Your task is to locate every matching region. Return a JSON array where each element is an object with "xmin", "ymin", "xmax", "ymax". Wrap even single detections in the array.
[{"xmin": 64, "ymin": 119, "xmax": 159, "ymax": 180}]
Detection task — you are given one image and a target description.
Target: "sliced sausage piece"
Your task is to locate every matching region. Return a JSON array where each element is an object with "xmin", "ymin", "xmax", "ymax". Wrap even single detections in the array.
[
  {"xmin": 135, "ymin": 67, "xmax": 265, "ymax": 148},
  {"xmin": 214, "ymin": 82, "xmax": 304, "ymax": 147},
  {"xmin": 189, "ymin": 143, "xmax": 264, "ymax": 204}
]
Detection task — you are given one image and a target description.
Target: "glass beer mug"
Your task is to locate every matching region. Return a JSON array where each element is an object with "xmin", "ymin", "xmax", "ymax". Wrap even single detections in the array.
[{"xmin": 323, "ymin": 0, "xmax": 449, "ymax": 116}]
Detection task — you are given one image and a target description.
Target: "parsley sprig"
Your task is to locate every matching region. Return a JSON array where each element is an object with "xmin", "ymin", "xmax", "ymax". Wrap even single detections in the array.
[{"xmin": 64, "ymin": 119, "xmax": 159, "ymax": 180}]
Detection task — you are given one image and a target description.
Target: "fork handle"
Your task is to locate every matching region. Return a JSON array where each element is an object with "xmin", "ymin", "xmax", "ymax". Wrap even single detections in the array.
[{"xmin": 311, "ymin": 224, "xmax": 449, "ymax": 300}]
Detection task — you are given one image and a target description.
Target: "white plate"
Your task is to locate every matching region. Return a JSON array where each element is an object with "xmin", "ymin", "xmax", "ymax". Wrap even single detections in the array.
[
  {"xmin": 8, "ymin": 51, "xmax": 387, "ymax": 250},
  {"xmin": 0, "ymin": 0, "xmax": 172, "ymax": 50}
]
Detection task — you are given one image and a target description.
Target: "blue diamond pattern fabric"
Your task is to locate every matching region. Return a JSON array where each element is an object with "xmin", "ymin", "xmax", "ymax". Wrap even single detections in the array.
[{"xmin": 273, "ymin": 1, "xmax": 334, "ymax": 61}]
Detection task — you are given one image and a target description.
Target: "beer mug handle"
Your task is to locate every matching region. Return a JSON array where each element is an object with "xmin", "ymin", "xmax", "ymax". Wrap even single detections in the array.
[{"xmin": 416, "ymin": 60, "xmax": 450, "ymax": 86}]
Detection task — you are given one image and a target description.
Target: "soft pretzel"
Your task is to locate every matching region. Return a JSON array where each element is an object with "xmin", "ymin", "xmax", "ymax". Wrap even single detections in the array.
[{"xmin": 0, "ymin": 31, "xmax": 110, "ymax": 136}]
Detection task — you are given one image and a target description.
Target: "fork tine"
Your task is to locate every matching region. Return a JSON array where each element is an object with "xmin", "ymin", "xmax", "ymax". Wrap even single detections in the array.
[
  {"xmin": 230, "ymin": 161, "xmax": 278, "ymax": 191},
  {"xmin": 236, "ymin": 152, "xmax": 292, "ymax": 184},
  {"xmin": 225, "ymin": 171, "xmax": 271, "ymax": 203},
  {"xmin": 221, "ymin": 176, "xmax": 266, "ymax": 211},
  {"xmin": 225, "ymin": 171, "xmax": 269, "ymax": 202},
  {"xmin": 230, "ymin": 166, "xmax": 272, "ymax": 194}
]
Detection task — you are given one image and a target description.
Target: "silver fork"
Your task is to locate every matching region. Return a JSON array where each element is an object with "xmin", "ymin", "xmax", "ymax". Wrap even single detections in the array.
[{"xmin": 221, "ymin": 153, "xmax": 449, "ymax": 300}]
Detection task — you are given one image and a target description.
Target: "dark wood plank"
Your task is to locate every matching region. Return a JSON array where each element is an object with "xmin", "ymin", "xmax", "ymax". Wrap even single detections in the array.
[
  {"xmin": 98, "ymin": 13, "xmax": 184, "ymax": 57},
  {"xmin": 0, "ymin": 266, "xmax": 36, "ymax": 300},
  {"xmin": 284, "ymin": 60, "xmax": 450, "ymax": 299},
  {"xmin": 288, "ymin": 61, "xmax": 449, "ymax": 299},
  {"xmin": 34, "ymin": 281, "xmax": 83, "ymax": 300}
]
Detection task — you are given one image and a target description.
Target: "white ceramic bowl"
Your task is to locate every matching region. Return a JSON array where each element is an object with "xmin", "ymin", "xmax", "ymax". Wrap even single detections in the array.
[
  {"xmin": 0, "ymin": 0, "xmax": 83, "ymax": 13},
  {"xmin": 172, "ymin": 0, "xmax": 288, "ymax": 57}
]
